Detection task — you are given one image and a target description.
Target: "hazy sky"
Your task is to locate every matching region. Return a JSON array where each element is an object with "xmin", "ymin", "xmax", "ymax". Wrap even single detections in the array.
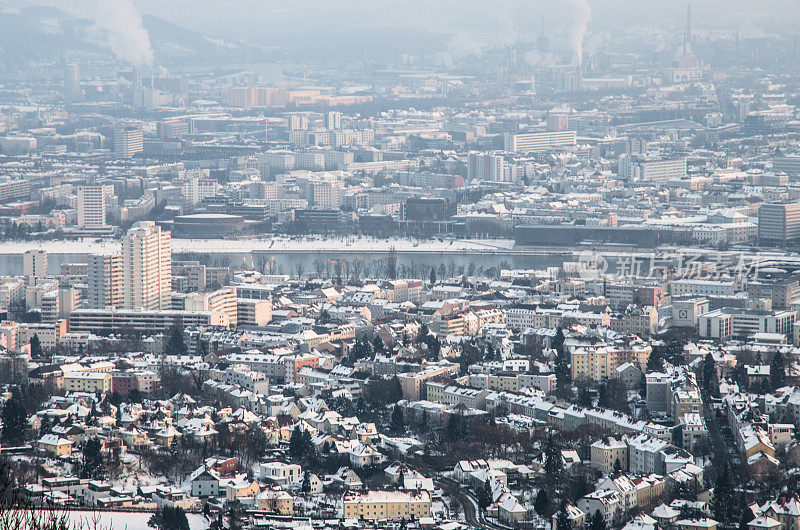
[
  {"xmin": 6, "ymin": 0, "xmax": 799, "ymax": 68},
  {"xmin": 129, "ymin": 0, "xmax": 800, "ymax": 40}
]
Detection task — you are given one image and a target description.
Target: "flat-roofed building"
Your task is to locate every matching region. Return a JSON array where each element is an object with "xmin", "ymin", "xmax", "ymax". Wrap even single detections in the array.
[
  {"xmin": 64, "ymin": 371, "xmax": 112, "ymax": 394},
  {"xmin": 504, "ymin": 131, "xmax": 577, "ymax": 153},
  {"xmin": 68, "ymin": 308, "xmax": 229, "ymax": 334},
  {"xmin": 759, "ymin": 203, "xmax": 800, "ymax": 245}
]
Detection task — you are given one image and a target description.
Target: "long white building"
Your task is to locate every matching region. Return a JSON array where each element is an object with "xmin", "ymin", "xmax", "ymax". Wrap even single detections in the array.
[{"xmin": 503, "ymin": 131, "xmax": 577, "ymax": 153}]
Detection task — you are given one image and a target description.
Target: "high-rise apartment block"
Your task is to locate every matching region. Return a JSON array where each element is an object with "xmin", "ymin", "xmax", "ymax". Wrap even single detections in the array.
[
  {"xmin": 64, "ymin": 63, "xmax": 81, "ymax": 103},
  {"xmin": 77, "ymin": 185, "xmax": 113, "ymax": 229},
  {"xmin": 122, "ymin": 222, "xmax": 172, "ymax": 311},
  {"xmin": 87, "ymin": 254, "xmax": 123, "ymax": 309},
  {"xmin": 325, "ymin": 111, "xmax": 342, "ymax": 130},
  {"xmin": 468, "ymin": 153, "xmax": 506, "ymax": 181},
  {"xmin": 114, "ymin": 123, "xmax": 144, "ymax": 158},
  {"xmin": 23, "ymin": 250, "xmax": 48, "ymax": 278},
  {"xmin": 759, "ymin": 203, "xmax": 800, "ymax": 245}
]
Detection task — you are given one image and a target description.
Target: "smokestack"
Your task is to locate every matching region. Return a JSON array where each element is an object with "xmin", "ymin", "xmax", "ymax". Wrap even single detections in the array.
[
  {"xmin": 45, "ymin": 0, "xmax": 154, "ymax": 67},
  {"xmin": 685, "ymin": 2, "xmax": 692, "ymax": 47},
  {"xmin": 568, "ymin": 0, "xmax": 591, "ymax": 68}
]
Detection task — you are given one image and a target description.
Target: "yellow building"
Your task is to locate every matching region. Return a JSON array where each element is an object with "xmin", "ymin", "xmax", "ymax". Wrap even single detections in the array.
[
  {"xmin": 38, "ymin": 434, "xmax": 73, "ymax": 456},
  {"xmin": 590, "ymin": 437, "xmax": 628, "ymax": 473},
  {"xmin": 397, "ymin": 364, "xmax": 459, "ymax": 401},
  {"xmin": 633, "ymin": 474, "xmax": 665, "ymax": 509},
  {"xmin": 571, "ymin": 344, "xmax": 651, "ymax": 381},
  {"xmin": 64, "ymin": 371, "xmax": 112, "ymax": 394},
  {"xmin": 487, "ymin": 373, "xmax": 520, "ymax": 393},
  {"xmin": 256, "ymin": 488, "xmax": 294, "ymax": 515},
  {"xmin": 342, "ymin": 489, "xmax": 431, "ymax": 520},
  {"xmin": 226, "ymin": 480, "xmax": 260, "ymax": 501}
]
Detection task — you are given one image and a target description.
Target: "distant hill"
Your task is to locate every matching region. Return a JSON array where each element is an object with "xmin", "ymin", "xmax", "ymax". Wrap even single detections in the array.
[{"xmin": 0, "ymin": 6, "xmax": 272, "ymax": 69}]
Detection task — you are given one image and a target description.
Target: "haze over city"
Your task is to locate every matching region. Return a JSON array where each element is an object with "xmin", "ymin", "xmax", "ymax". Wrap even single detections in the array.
[{"xmin": 1, "ymin": 2, "xmax": 800, "ymax": 530}]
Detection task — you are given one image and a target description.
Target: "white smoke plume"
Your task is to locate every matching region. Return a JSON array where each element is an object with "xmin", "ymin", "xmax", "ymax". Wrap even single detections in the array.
[
  {"xmin": 57, "ymin": 0, "xmax": 154, "ymax": 67},
  {"xmin": 568, "ymin": 0, "xmax": 591, "ymax": 67}
]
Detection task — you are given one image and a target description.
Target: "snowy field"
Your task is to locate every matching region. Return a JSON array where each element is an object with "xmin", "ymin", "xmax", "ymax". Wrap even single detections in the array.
[{"xmin": 64, "ymin": 510, "xmax": 210, "ymax": 530}]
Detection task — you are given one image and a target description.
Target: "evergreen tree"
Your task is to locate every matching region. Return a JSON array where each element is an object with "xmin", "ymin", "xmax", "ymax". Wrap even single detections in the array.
[
  {"xmin": 447, "ymin": 414, "xmax": 461, "ymax": 440},
  {"xmin": 553, "ymin": 328, "xmax": 571, "ymax": 388},
  {"xmin": 738, "ymin": 495, "xmax": 755, "ymax": 530},
  {"xmin": 552, "ymin": 327, "xmax": 565, "ymax": 357},
  {"xmin": 646, "ymin": 347, "xmax": 664, "ymax": 372},
  {"xmin": 477, "ymin": 478, "xmax": 493, "ymax": 511},
  {"xmin": 712, "ymin": 467, "xmax": 734, "ymax": 524},
  {"xmin": 390, "ymin": 404, "xmax": 405, "ymax": 433},
  {"xmin": 556, "ymin": 503, "xmax": 574, "ymax": 530},
  {"xmin": 543, "ymin": 434, "xmax": 563, "ymax": 485},
  {"xmin": 598, "ymin": 383, "xmax": 609, "ymax": 408},
  {"xmin": 702, "ymin": 353, "xmax": 716, "ymax": 393},
  {"xmin": 300, "ymin": 429, "xmax": 313, "ymax": 457},
  {"xmin": 165, "ymin": 326, "xmax": 188, "ymax": 356},
  {"xmin": 485, "ymin": 343, "xmax": 496, "ymax": 362},
  {"xmin": 372, "ymin": 335, "xmax": 384, "ymax": 353},
  {"xmin": 613, "ymin": 458, "xmax": 622, "ymax": 474},
  {"xmin": 148, "ymin": 505, "xmax": 190, "ymax": 530},
  {"xmin": 418, "ymin": 410, "xmax": 430, "ymax": 433},
  {"xmin": 81, "ymin": 437, "xmax": 104, "ymax": 479},
  {"xmin": 577, "ymin": 385, "xmax": 592, "ymax": 408},
  {"xmin": 247, "ymin": 424, "xmax": 268, "ymax": 461},
  {"xmin": 348, "ymin": 339, "xmax": 373, "ymax": 364},
  {"xmin": 288, "ymin": 426, "xmax": 304, "ymax": 459},
  {"xmin": 589, "ymin": 511, "xmax": 607, "ymax": 530},
  {"xmin": 0, "ymin": 390, "xmax": 27, "ymax": 446},
  {"xmin": 301, "ymin": 473, "xmax": 311, "ymax": 494},
  {"xmin": 534, "ymin": 489, "xmax": 551, "ymax": 516},
  {"xmin": 429, "ymin": 267, "xmax": 437, "ymax": 285},
  {"xmin": 29, "ymin": 334, "xmax": 42, "ymax": 358},
  {"xmin": 771, "ymin": 351, "xmax": 785, "ymax": 390}
]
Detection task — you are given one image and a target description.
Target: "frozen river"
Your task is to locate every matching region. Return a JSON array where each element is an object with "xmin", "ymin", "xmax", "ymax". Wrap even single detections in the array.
[{"xmin": 0, "ymin": 236, "xmax": 570, "ymax": 276}]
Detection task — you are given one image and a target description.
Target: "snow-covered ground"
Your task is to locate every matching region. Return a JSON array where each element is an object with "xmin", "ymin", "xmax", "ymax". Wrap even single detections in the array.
[{"xmin": 64, "ymin": 511, "xmax": 209, "ymax": 530}]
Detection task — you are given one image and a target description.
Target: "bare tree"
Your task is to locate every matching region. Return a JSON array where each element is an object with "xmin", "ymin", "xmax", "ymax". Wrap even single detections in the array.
[
  {"xmin": 386, "ymin": 247, "xmax": 398, "ymax": 279},
  {"xmin": 313, "ymin": 257, "xmax": 326, "ymax": 278},
  {"xmin": 350, "ymin": 260, "xmax": 364, "ymax": 282}
]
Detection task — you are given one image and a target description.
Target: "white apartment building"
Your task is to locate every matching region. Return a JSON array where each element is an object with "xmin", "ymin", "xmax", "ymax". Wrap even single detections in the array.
[
  {"xmin": 23, "ymin": 250, "xmax": 48, "ymax": 278},
  {"xmin": 699, "ymin": 308, "xmax": 797, "ymax": 341},
  {"xmin": 87, "ymin": 254, "xmax": 123, "ymax": 309},
  {"xmin": 122, "ymin": 222, "xmax": 172, "ymax": 311},
  {"xmin": 77, "ymin": 185, "xmax": 113, "ymax": 228},
  {"xmin": 68, "ymin": 308, "xmax": 229, "ymax": 334},
  {"xmin": 114, "ymin": 124, "xmax": 143, "ymax": 158},
  {"xmin": 237, "ymin": 298, "xmax": 272, "ymax": 326},
  {"xmin": 181, "ymin": 170, "xmax": 220, "ymax": 206},
  {"xmin": 182, "ymin": 287, "xmax": 238, "ymax": 326},
  {"xmin": 310, "ymin": 179, "xmax": 344, "ymax": 209},
  {"xmin": 671, "ymin": 279, "xmax": 735, "ymax": 297},
  {"xmin": 672, "ymin": 298, "xmax": 710, "ymax": 328},
  {"xmin": 503, "ymin": 131, "xmax": 577, "ymax": 153},
  {"xmin": 468, "ymin": 152, "xmax": 505, "ymax": 181},
  {"xmin": 618, "ymin": 156, "xmax": 687, "ymax": 182}
]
